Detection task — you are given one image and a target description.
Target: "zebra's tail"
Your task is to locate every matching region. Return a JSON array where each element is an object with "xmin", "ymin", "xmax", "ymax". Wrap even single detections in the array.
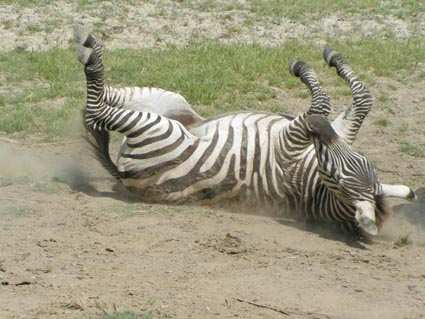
[{"xmin": 84, "ymin": 123, "xmax": 122, "ymax": 181}]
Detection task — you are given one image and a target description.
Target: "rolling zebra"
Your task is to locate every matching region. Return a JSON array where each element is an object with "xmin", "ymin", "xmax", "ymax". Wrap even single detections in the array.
[{"xmin": 76, "ymin": 32, "xmax": 416, "ymax": 236}]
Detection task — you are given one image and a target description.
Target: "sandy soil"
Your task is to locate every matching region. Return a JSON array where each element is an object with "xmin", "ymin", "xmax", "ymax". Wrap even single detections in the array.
[
  {"xmin": 1, "ymin": 1, "xmax": 425, "ymax": 318},
  {"xmin": 0, "ymin": 126, "xmax": 424, "ymax": 319}
]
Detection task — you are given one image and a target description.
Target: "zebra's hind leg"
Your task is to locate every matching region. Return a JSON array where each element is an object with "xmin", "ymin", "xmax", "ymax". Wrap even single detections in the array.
[
  {"xmin": 75, "ymin": 27, "xmax": 204, "ymax": 127},
  {"xmin": 324, "ymin": 47, "xmax": 373, "ymax": 145},
  {"xmin": 74, "ymin": 28, "xmax": 122, "ymax": 180},
  {"xmin": 289, "ymin": 60, "xmax": 331, "ymax": 117},
  {"xmin": 74, "ymin": 25, "xmax": 104, "ymax": 65}
]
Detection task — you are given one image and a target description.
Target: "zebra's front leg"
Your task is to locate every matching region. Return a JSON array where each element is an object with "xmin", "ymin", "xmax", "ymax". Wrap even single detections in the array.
[
  {"xmin": 289, "ymin": 60, "xmax": 331, "ymax": 116},
  {"xmin": 324, "ymin": 47, "xmax": 373, "ymax": 145}
]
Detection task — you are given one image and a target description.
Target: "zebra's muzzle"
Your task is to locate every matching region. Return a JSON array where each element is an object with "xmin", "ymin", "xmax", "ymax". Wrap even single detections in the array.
[{"xmin": 355, "ymin": 201, "xmax": 378, "ymax": 236}]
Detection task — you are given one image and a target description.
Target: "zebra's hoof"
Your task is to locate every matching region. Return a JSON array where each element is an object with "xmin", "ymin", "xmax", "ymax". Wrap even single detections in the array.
[
  {"xmin": 73, "ymin": 22, "xmax": 91, "ymax": 45},
  {"xmin": 82, "ymin": 34, "xmax": 97, "ymax": 49},
  {"xmin": 323, "ymin": 47, "xmax": 342, "ymax": 68},
  {"xmin": 77, "ymin": 46, "xmax": 93, "ymax": 65},
  {"xmin": 289, "ymin": 60, "xmax": 307, "ymax": 77}
]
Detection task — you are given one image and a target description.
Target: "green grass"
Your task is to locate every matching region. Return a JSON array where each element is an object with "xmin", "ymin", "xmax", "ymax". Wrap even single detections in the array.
[
  {"xmin": 400, "ymin": 142, "xmax": 425, "ymax": 158},
  {"xmin": 0, "ymin": 176, "xmax": 32, "ymax": 187},
  {"xmin": 4, "ymin": 0, "xmax": 424, "ymax": 20},
  {"xmin": 107, "ymin": 203, "xmax": 142, "ymax": 216},
  {"xmin": 394, "ymin": 234, "xmax": 412, "ymax": 248},
  {"xmin": 179, "ymin": 0, "xmax": 425, "ymax": 19},
  {"xmin": 0, "ymin": 0, "xmax": 54, "ymax": 6},
  {"xmin": 0, "ymin": 49, "xmax": 83, "ymax": 138},
  {"xmin": 0, "ymin": 38, "xmax": 424, "ymax": 139},
  {"xmin": 1, "ymin": 205, "xmax": 32, "ymax": 217},
  {"xmin": 373, "ymin": 118, "xmax": 390, "ymax": 127}
]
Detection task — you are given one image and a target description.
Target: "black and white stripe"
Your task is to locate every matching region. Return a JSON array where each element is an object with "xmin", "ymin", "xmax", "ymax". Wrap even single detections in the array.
[{"xmin": 77, "ymin": 33, "xmax": 415, "ymax": 236}]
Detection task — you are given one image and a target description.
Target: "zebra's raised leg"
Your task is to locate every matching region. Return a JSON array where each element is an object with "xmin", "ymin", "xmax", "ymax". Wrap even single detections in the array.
[
  {"xmin": 324, "ymin": 47, "xmax": 373, "ymax": 145},
  {"xmin": 277, "ymin": 61, "xmax": 333, "ymax": 160},
  {"xmin": 323, "ymin": 48, "xmax": 417, "ymax": 202},
  {"xmin": 289, "ymin": 60, "xmax": 331, "ymax": 116},
  {"xmin": 78, "ymin": 31, "xmax": 197, "ymax": 186},
  {"xmin": 74, "ymin": 27, "xmax": 203, "ymax": 127},
  {"xmin": 78, "ymin": 32, "xmax": 166, "ymax": 134}
]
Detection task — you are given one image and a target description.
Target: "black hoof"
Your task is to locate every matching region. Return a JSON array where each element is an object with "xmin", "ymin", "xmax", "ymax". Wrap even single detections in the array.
[
  {"xmin": 323, "ymin": 46, "xmax": 343, "ymax": 68},
  {"xmin": 83, "ymin": 34, "xmax": 97, "ymax": 49},
  {"xmin": 289, "ymin": 60, "xmax": 308, "ymax": 77}
]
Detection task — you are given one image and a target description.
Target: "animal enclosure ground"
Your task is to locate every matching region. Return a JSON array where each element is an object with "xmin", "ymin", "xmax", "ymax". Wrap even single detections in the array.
[
  {"xmin": 0, "ymin": 1, "xmax": 425, "ymax": 318},
  {"xmin": 0, "ymin": 142, "xmax": 425, "ymax": 319}
]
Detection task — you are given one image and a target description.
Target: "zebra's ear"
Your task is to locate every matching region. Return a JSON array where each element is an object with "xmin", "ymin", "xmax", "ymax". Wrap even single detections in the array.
[
  {"xmin": 306, "ymin": 115, "xmax": 343, "ymax": 187},
  {"xmin": 381, "ymin": 184, "xmax": 417, "ymax": 201},
  {"xmin": 305, "ymin": 114, "xmax": 340, "ymax": 145}
]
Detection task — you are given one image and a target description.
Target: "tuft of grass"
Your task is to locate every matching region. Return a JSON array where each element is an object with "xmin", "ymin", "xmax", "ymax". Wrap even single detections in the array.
[
  {"xmin": 180, "ymin": 0, "xmax": 245, "ymax": 12},
  {"xmin": 0, "ymin": 176, "xmax": 32, "ymax": 187},
  {"xmin": 373, "ymin": 118, "xmax": 390, "ymax": 127},
  {"xmin": 101, "ymin": 310, "xmax": 151, "ymax": 319},
  {"xmin": 0, "ymin": 0, "xmax": 54, "ymax": 7},
  {"xmin": 1, "ymin": 205, "xmax": 32, "ymax": 217},
  {"xmin": 0, "ymin": 38, "xmax": 423, "ymax": 139},
  {"xmin": 400, "ymin": 142, "xmax": 425, "ymax": 158},
  {"xmin": 394, "ymin": 234, "xmax": 412, "ymax": 248},
  {"xmin": 249, "ymin": 0, "xmax": 425, "ymax": 20},
  {"xmin": 107, "ymin": 203, "xmax": 141, "ymax": 216},
  {"xmin": 5, "ymin": 0, "xmax": 425, "ymax": 19}
]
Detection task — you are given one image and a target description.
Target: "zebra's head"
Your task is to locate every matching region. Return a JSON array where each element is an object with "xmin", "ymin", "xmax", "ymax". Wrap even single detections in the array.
[
  {"xmin": 306, "ymin": 114, "xmax": 388, "ymax": 235},
  {"xmin": 291, "ymin": 49, "xmax": 417, "ymax": 236}
]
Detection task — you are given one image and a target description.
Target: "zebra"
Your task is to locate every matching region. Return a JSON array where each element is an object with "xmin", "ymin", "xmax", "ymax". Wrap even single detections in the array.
[{"xmin": 76, "ymin": 31, "xmax": 416, "ymax": 236}]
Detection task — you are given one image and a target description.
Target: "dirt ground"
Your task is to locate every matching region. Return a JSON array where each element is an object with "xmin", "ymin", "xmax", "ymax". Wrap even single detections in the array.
[
  {"xmin": 0, "ymin": 128, "xmax": 424, "ymax": 319},
  {"xmin": 1, "ymin": 1, "xmax": 425, "ymax": 318}
]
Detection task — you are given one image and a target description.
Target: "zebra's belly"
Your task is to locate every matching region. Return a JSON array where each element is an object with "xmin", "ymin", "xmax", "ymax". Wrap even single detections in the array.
[{"xmin": 117, "ymin": 112, "xmax": 292, "ymax": 203}]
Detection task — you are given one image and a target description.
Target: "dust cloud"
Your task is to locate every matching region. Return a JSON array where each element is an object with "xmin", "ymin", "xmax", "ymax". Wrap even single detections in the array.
[
  {"xmin": 380, "ymin": 189, "xmax": 425, "ymax": 245},
  {"xmin": 1, "ymin": 140, "xmax": 424, "ymax": 245},
  {"xmin": 0, "ymin": 141, "xmax": 92, "ymax": 189}
]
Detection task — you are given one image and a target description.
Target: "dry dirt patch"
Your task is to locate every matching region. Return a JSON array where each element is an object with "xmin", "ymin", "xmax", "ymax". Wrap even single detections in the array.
[{"xmin": 0, "ymin": 141, "xmax": 424, "ymax": 319}]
